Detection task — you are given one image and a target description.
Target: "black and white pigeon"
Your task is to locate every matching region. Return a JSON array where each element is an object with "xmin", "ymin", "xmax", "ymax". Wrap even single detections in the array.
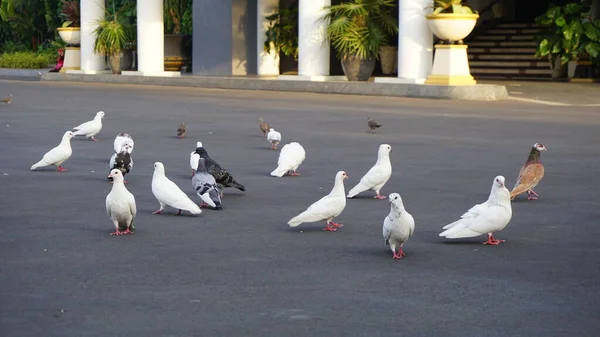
[
  {"xmin": 191, "ymin": 153, "xmax": 223, "ymax": 210},
  {"xmin": 113, "ymin": 133, "xmax": 134, "ymax": 154},
  {"xmin": 194, "ymin": 146, "xmax": 246, "ymax": 196},
  {"xmin": 108, "ymin": 142, "xmax": 133, "ymax": 183}
]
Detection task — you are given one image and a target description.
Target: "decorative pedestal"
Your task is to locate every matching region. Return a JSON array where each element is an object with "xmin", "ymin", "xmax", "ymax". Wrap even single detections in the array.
[
  {"xmin": 425, "ymin": 45, "xmax": 476, "ymax": 85},
  {"xmin": 60, "ymin": 46, "xmax": 81, "ymax": 73}
]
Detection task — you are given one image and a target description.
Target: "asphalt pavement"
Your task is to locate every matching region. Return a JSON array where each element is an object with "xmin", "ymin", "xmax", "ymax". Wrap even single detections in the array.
[{"xmin": 1, "ymin": 80, "xmax": 599, "ymax": 337}]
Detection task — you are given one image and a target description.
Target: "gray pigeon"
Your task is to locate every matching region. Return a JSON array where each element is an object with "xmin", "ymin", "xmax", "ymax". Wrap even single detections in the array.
[
  {"xmin": 191, "ymin": 154, "xmax": 223, "ymax": 210},
  {"xmin": 367, "ymin": 117, "xmax": 382, "ymax": 132}
]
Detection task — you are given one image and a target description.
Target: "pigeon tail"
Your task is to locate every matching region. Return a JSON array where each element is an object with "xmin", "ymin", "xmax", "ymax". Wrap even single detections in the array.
[
  {"xmin": 287, "ymin": 213, "xmax": 306, "ymax": 227},
  {"xmin": 230, "ymin": 180, "xmax": 246, "ymax": 192},
  {"xmin": 270, "ymin": 165, "xmax": 291, "ymax": 177},
  {"xmin": 347, "ymin": 183, "xmax": 368, "ymax": 198},
  {"xmin": 30, "ymin": 159, "xmax": 47, "ymax": 170},
  {"xmin": 439, "ymin": 222, "xmax": 482, "ymax": 239}
]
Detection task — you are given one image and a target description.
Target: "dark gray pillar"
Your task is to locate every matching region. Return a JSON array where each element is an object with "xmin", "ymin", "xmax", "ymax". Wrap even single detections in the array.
[
  {"xmin": 192, "ymin": 0, "xmax": 258, "ymax": 76},
  {"xmin": 193, "ymin": 0, "xmax": 233, "ymax": 75}
]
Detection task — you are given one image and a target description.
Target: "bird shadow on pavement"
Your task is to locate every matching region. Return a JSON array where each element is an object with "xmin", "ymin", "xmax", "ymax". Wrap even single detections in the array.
[
  {"xmin": 438, "ymin": 239, "xmax": 491, "ymax": 245},
  {"xmin": 282, "ymin": 226, "xmax": 343, "ymax": 234}
]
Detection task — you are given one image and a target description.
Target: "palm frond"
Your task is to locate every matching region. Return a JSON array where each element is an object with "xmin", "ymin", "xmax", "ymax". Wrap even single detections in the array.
[{"xmin": 321, "ymin": 0, "xmax": 398, "ymax": 60}]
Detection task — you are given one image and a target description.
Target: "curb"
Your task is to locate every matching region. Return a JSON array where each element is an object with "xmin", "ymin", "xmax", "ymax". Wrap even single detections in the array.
[{"xmin": 0, "ymin": 68, "xmax": 509, "ymax": 101}]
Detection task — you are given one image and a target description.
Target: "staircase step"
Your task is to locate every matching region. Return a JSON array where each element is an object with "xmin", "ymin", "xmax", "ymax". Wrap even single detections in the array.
[
  {"xmin": 474, "ymin": 75, "xmax": 553, "ymax": 81},
  {"xmin": 468, "ymin": 41, "xmax": 538, "ymax": 47},
  {"xmin": 470, "ymin": 60, "xmax": 549, "ymax": 68},
  {"xmin": 469, "ymin": 47, "xmax": 537, "ymax": 54},
  {"xmin": 464, "ymin": 21, "xmax": 549, "ymax": 80},
  {"xmin": 469, "ymin": 54, "xmax": 542, "ymax": 61},
  {"xmin": 486, "ymin": 28, "xmax": 540, "ymax": 34},
  {"xmin": 473, "ymin": 34, "xmax": 535, "ymax": 41},
  {"xmin": 470, "ymin": 68, "xmax": 552, "ymax": 75}
]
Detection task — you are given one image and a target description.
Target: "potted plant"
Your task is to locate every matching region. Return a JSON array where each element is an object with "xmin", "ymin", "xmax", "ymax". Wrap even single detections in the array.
[
  {"xmin": 534, "ymin": 0, "xmax": 600, "ymax": 79},
  {"xmin": 164, "ymin": 0, "xmax": 192, "ymax": 72},
  {"xmin": 57, "ymin": 0, "xmax": 81, "ymax": 46},
  {"xmin": 425, "ymin": 0, "xmax": 479, "ymax": 44},
  {"xmin": 93, "ymin": 8, "xmax": 132, "ymax": 74},
  {"xmin": 320, "ymin": 0, "xmax": 398, "ymax": 81}
]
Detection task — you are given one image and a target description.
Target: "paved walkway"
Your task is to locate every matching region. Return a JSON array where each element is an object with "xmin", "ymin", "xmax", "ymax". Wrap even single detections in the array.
[
  {"xmin": 0, "ymin": 68, "xmax": 598, "ymax": 105},
  {"xmin": 480, "ymin": 80, "xmax": 600, "ymax": 106}
]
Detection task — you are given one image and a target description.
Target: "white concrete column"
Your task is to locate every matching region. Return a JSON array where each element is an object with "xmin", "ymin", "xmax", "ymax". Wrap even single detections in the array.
[
  {"xmin": 257, "ymin": 0, "xmax": 280, "ymax": 76},
  {"xmin": 298, "ymin": 0, "xmax": 330, "ymax": 77},
  {"xmin": 137, "ymin": 0, "xmax": 165, "ymax": 75},
  {"xmin": 79, "ymin": 0, "xmax": 105, "ymax": 73},
  {"xmin": 397, "ymin": 0, "xmax": 433, "ymax": 83}
]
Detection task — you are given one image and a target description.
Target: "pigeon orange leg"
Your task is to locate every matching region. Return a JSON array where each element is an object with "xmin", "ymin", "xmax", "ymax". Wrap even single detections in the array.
[
  {"xmin": 152, "ymin": 210, "xmax": 163, "ymax": 214},
  {"xmin": 323, "ymin": 222, "xmax": 338, "ymax": 231},
  {"xmin": 330, "ymin": 221, "xmax": 343, "ymax": 228},
  {"xmin": 392, "ymin": 249, "xmax": 406, "ymax": 259},
  {"xmin": 176, "ymin": 209, "xmax": 182, "ymax": 216},
  {"xmin": 483, "ymin": 234, "xmax": 505, "ymax": 245},
  {"xmin": 289, "ymin": 171, "xmax": 301, "ymax": 176},
  {"xmin": 110, "ymin": 229, "xmax": 124, "ymax": 236},
  {"xmin": 90, "ymin": 137, "xmax": 98, "ymax": 142},
  {"xmin": 527, "ymin": 190, "xmax": 538, "ymax": 200},
  {"xmin": 121, "ymin": 228, "xmax": 133, "ymax": 235},
  {"xmin": 56, "ymin": 166, "xmax": 68, "ymax": 172},
  {"xmin": 374, "ymin": 193, "xmax": 386, "ymax": 199}
]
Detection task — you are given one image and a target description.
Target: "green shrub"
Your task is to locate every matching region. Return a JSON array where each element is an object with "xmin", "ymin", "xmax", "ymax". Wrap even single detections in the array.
[{"xmin": 0, "ymin": 51, "xmax": 54, "ymax": 69}]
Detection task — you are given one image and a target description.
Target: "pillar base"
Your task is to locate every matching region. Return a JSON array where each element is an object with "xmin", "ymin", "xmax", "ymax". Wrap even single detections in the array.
[
  {"xmin": 66, "ymin": 69, "xmax": 112, "ymax": 75},
  {"xmin": 60, "ymin": 47, "xmax": 81, "ymax": 73},
  {"xmin": 278, "ymin": 75, "xmax": 347, "ymax": 82},
  {"xmin": 121, "ymin": 71, "xmax": 181, "ymax": 77},
  {"xmin": 374, "ymin": 77, "xmax": 426, "ymax": 84},
  {"xmin": 425, "ymin": 44, "xmax": 476, "ymax": 86}
]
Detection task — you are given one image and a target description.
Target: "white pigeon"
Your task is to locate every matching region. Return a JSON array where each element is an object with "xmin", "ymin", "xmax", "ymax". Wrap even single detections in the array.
[
  {"xmin": 189, "ymin": 141, "xmax": 203, "ymax": 176},
  {"xmin": 439, "ymin": 175, "xmax": 513, "ymax": 245},
  {"xmin": 151, "ymin": 162, "xmax": 202, "ymax": 216},
  {"xmin": 30, "ymin": 131, "xmax": 74, "ymax": 172},
  {"xmin": 267, "ymin": 128, "xmax": 282, "ymax": 150},
  {"xmin": 288, "ymin": 171, "xmax": 348, "ymax": 231},
  {"xmin": 270, "ymin": 142, "xmax": 306, "ymax": 177},
  {"xmin": 382, "ymin": 193, "xmax": 415, "ymax": 259},
  {"xmin": 113, "ymin": 133, "xmax": 134, "ymax": 154},
  {"xmin": 73, "ymin": 110, "xmax": 105, "ymax": 141},
  {"xmin": 347, "ymin": 144, "xmax": 392, "ymax": 199},
  {"xmin": 105, "ymin": 169, "xmax": 137, "ymax": 236}
]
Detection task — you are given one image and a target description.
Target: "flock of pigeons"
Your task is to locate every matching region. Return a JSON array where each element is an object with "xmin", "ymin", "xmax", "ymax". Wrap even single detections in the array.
[{"xmin": 26, "ymin": 110, "xmax": 548, "ymax": 259}]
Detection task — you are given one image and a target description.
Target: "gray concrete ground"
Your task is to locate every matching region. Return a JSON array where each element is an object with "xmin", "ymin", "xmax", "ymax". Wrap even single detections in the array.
[{"xmin": 0, "ymin": 79, "xmax": 599, "ymax": 337}]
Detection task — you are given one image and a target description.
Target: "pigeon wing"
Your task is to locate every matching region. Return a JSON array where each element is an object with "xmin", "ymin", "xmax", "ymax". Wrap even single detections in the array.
[{"xmin": 510, "ymin": 163, "xmax": 544, "ymax": 198}]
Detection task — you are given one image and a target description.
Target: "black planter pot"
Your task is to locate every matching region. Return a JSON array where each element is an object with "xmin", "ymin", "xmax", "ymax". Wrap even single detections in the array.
[
  {"xmin": 108, "ymin": 50, "xmax": 134, "ymax": 74},
  {"xmin": 341, "ymin": 54, "xmax": 376, "ymax": 81}
]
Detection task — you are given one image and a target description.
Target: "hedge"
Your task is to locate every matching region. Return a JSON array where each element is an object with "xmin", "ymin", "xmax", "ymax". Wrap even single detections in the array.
[{"xmin": 0, "ymin": 52, "xmax": 55, "ymax": 69}]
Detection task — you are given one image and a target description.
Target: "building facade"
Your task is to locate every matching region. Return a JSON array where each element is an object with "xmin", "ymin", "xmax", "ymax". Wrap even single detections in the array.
[{"xmin": 77, "ymin": 0, "xmax": 600, "ymax": 81}]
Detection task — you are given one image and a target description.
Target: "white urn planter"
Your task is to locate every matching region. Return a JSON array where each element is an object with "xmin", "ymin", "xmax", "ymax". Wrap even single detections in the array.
[
  {"xmin": 57, "ymin": 27, "xmax": 81, "ymax": 72},
  {"xmin": 424, "ymin": 13, "xmax": 479, "ymax": 85},
  {"xmin": 57, "ymin": 27, "xmax": 81, "ymax": 45}
]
